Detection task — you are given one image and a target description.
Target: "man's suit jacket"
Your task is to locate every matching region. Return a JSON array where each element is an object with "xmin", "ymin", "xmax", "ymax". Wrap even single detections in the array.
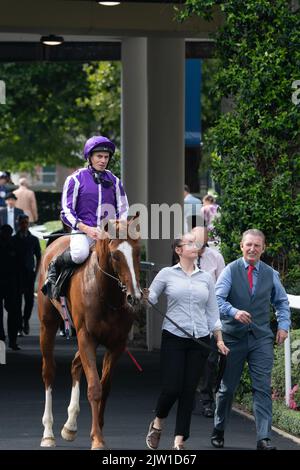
[{"xmin": 0, "ymin": 207, "xmax": 24, "ymax": 233}]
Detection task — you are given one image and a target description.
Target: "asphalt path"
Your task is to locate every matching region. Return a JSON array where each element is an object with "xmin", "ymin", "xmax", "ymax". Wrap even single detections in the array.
[{"xmin": 0, "ymin": 303, "xmax": 299, "ymax": 454}]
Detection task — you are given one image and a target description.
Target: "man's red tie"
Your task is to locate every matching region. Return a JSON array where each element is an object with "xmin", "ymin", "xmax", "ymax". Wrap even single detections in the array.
[{"xmin": 248, "ymin": 264, "xmax": 254, "ymax": 291}]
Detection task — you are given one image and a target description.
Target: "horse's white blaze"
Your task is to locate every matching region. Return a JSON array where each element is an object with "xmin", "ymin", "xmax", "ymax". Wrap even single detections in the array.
[
  {"xmin": 64, "ymin": 382, "xmax": 80, "ymax": 431},
  {"xmin": 118, "ymin": 242, "xmax": 141, "ymax": 299},
  {"xmin": 42, "ymin": 387, "xmax": 54, "ymax": 439}
]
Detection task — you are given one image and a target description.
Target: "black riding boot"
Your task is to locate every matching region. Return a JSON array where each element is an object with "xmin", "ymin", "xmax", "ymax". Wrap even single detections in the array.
[{"xmin": 41, "ymin": 249, "xmax": 76, "ymax": 300}]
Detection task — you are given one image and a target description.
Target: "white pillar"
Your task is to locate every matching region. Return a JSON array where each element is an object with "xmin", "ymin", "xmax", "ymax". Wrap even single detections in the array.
[
  {"xmin": 285, "ymin": 330, "xmax": 291, "ymax": 406},
  {"xmin": 147, "ymin": 37, "xmax": 185, "ymax": 349},
  {"xmin": 121, "ymin": 37, "xmax": 185, "ymax": 350},
  {"xmin": 121, "ymin": 38, "xmax": 148, "ymax": 209},
  {"xmin": 147, "ymin": 37, "xmax": 185, "ymax": 265}
]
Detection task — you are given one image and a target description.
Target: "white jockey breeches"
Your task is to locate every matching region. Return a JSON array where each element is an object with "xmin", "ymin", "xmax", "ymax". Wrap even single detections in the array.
[{"xmin": 70, "ymin": 231, "xmax": 95, "ymax": 264}]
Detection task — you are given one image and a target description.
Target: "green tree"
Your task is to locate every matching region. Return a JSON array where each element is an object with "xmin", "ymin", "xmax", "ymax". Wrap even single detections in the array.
[
  {"xmin": 0, "ymin": 62, "xmax": 95, "ymax": 170},
  {"xmin": 199, "ymin": 58, "xmax": 221, "ymax": 174},
  {"xmin": 77, "ymin": 62, "xmax": 121, "ymax": 176},
  {"xmin": 0, "ymin": 61, "xmax": 122, "ymax": 175},
  {"xmin": 178, "ymin": 0, "xmax": 300, "ymax": 292}
]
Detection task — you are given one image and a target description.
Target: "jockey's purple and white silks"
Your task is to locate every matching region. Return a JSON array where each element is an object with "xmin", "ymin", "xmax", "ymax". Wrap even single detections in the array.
[{"xmin": 61, "ymin": 167, "xmax": 129, "ymax": 229}]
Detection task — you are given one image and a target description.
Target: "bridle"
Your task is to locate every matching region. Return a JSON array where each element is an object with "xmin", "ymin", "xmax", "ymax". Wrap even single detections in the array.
[
  {"xmin": 97, "ymin": 262, "xmax": 127, "ymax": 294},
  {"xmin": 95, "ymin": 239, "xmax": 143, "ymax": 309}
]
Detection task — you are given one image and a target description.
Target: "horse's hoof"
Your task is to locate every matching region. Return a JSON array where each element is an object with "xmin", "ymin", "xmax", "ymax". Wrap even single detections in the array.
[
  {"xmin": 91, "ymin": 443, "xmax": 108, "ymax": 450},
  {"xmin": 40, "ymin": 437, "xmax": 56, "ymax": 448},
  {"xmin": 61, "ymin": 426, "xmax": 77, "ymax": 441}
]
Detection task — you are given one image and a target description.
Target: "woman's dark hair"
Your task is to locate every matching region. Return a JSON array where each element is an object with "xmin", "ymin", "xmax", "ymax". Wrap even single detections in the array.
[{"xmin": 171, "ymin": 237, "xmax": 183, "ymax": 265}]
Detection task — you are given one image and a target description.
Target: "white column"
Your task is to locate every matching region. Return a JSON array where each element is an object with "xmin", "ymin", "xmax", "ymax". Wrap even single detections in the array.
[
  {"xmin": 285, "ymin": 330, "xmax": 291, "ymax": 406},
  {"xmin": 121, "ymin": 38, "xmax": 148, "ymax": 209},
  {"xmin": 147, "ymin": 37, "xmax": 185, "ymax": 264},
  {"xmin": 121, "ymin": 37, "xmax": 185, "ymax": 350},
  {"xmin": 147, "ymin": 37, "xmax": 185, "ymax": 349}
]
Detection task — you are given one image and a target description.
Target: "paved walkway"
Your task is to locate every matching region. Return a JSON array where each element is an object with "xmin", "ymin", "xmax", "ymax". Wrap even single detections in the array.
[{"xmin": 0, "ymin": 301, "xmax": 299, "ymax": 451}]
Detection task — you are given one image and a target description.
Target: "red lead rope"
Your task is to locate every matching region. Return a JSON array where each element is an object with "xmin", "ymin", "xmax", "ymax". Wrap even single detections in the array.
[{"xmin": 125, "ymin": 348, "xmax": 143, "ymax": 372}]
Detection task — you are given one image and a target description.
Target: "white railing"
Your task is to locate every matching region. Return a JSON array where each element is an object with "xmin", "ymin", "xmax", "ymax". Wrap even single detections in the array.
[{"xmin": 0, "ymin": 340, "xmax": 5, "ymax": 365}]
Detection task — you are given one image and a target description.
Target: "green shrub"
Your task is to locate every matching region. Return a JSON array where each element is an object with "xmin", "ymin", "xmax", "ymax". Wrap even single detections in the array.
[
  {"xmin": 272, "ymin": 401, "xmax": 300, "ymax": 436},
  {"xmin": 178, "ymin": 0, "xmax": 300, "ymax": 296},
  {"xmin": 272, "ymin": 329, "xmax": 300, "ymax": 398},
  {"xmin": 234, "ymin": 394, "xmax": 300, "ymax": 437}
]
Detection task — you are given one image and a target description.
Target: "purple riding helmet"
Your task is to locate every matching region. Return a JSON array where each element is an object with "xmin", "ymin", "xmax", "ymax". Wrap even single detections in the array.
[{"xmin": 83, "ymin": 135, "xmax": 116, "ymax": 160}]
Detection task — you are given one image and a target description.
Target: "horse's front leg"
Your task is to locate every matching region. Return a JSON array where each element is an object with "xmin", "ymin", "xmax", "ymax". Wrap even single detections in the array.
[
  {"xmin": 98, "ymin": 348, "xmax": 124, "ymax": 430},
  {"xmin": 77, "ymin": 328, "xmax": 104, "ymax": 450},
  {"xmin": 61, "ymin": 350, "xmax": 83, "ymax": 442},
  {"xmin": 40, "ymin": 317, "xmax": 60, "ymax": 447}
]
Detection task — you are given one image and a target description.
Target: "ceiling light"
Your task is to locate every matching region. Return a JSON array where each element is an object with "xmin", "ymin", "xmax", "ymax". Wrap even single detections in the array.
[
  {"xmin": 98, "ymin": 2, "xmax": 121, "ymax": 6},
  {"xmin": 40, "ymin": 35, "xmax": 64, "ymax": 46}
]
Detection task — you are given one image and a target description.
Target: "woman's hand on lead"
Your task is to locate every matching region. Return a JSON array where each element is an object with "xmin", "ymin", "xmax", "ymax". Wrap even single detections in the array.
[{"xmin": 216, "ymin": 341, "xmax": 230, "ymax": 356}]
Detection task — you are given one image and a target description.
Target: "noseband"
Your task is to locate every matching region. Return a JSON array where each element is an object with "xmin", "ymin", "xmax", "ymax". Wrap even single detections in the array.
[{"xmin": 96, "ymin": 244, "xmax": 127, "ymax": 293}]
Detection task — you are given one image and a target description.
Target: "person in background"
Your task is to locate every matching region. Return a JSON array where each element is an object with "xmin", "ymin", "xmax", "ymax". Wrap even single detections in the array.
[
  {"xmin": 192, "ymin": 226, "xmax": 225, "ymax": 283},
  {"xmin": 212, "ymin": 229, "xmax": 290, "ymax": 451},
  {"xmin": 14, "ymin": 177, "xmax": 38, "ymax": 224},
  {"xmin": 144, "ymin": 232, "xmax": 229, "ymax": 450},
  {"xmin": 14, "ymin": 214, "xmax": 41, "ymax": 336},
  {"xmin": 191, "ymin": 226, "xmax": 226, "ymax": 418},
  {"xmin": 0, "ymin": 224, "xmax": 20, "ymax": 350},
  {"xmin": 3, "ymin": 171, "xmax": 17, "ymax": 192},
  {"xmin": 0, "ymin": 172, "xmax": 8, "ymax": 207},
  {"xmin": 0, "ymin": 193, "xmax": 24, "ymax": 234},
  {"xmin": 184, "ymin": 185, "xmax": 202, "ymax": 231},
  {"xmin": 200, "ymin": 194, "xmax": 220, "ymax": 241}
]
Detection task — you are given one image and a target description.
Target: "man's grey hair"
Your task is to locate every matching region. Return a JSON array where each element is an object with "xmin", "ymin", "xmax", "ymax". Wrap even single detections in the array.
[
  {"xmin": 19, "ymin": 177, "xmax": 28, "ymax": 187},
  {"xmin": 242, "ymin": 229, "xmax": 265, "ymax": 244}
]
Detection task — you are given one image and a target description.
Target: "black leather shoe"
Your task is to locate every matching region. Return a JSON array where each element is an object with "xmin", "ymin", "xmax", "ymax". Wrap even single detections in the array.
[
  {"xmin": 23, "ymin": 321, "xmax": 30, "ymax": 335},
  {"xmin": 211, "ymin": 428, "xmax": 224, "ymax": 448},
  {"xmin": 203, "ymin": 404, "xmax": 215, "ymax": 418},
  {"xmin": 9, "ymin": 343, "xmax": 21, "ymax": 351},
  {"xmin": 257, "ymin": 439, "xmax": 276, "ymax": 450}
]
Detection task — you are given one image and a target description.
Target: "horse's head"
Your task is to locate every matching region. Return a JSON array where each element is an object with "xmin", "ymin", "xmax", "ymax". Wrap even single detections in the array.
[{"xmin": 103, "ymin": 213, "xmax": 142, "ymax": 308}]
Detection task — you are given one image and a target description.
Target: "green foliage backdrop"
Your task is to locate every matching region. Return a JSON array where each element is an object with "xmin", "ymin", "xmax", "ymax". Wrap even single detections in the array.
[
  {"xmin": 0, "ymin": 61, "xmax": 121, "ymax": 176},
  {"xmin": 178, "ymin": 0, "xmax": 300, "ymax": 294}
]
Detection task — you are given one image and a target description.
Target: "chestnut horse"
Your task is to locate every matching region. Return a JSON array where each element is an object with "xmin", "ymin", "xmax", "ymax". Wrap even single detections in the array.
[{"xmin": 37, "ymin": 217, "xmax": 141, "ymax": 450}]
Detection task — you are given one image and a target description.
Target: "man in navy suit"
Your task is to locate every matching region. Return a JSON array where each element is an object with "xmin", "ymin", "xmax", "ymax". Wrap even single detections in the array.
[
  {"xmin": 0, "ymin": 193, "xmax": 24, "ymax": 234},
  {"xmin": 211, "ymin": 229, "xmax": 290, "ymax": 451}
]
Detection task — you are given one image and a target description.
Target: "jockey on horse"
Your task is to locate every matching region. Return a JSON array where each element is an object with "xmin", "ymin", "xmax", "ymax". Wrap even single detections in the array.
[{"xmin": 42, "ymin": 135, "xmax": 129, "ymax": 300}]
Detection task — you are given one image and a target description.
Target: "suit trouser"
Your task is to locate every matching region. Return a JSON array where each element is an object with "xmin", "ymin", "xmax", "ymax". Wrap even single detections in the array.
[
  {"xmin": 0, "ymin": 288, "xmax": 19, "ymax": 344},
  {"xmin": 214, "ymin": 331, "xmax": 273, "ymax": 441},
  {"xmin": 155, "ymin": 330, "xmax": 209, "ymax": 441},
  {"xmin": 19, "ymin": 271, "xmax": 35, "ymax": 324}
]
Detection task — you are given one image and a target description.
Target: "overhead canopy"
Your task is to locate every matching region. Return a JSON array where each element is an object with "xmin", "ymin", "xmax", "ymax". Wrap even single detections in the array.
[{"xmin": 0, "ymin": 1, "xmax": 222, "ymax": 38}]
